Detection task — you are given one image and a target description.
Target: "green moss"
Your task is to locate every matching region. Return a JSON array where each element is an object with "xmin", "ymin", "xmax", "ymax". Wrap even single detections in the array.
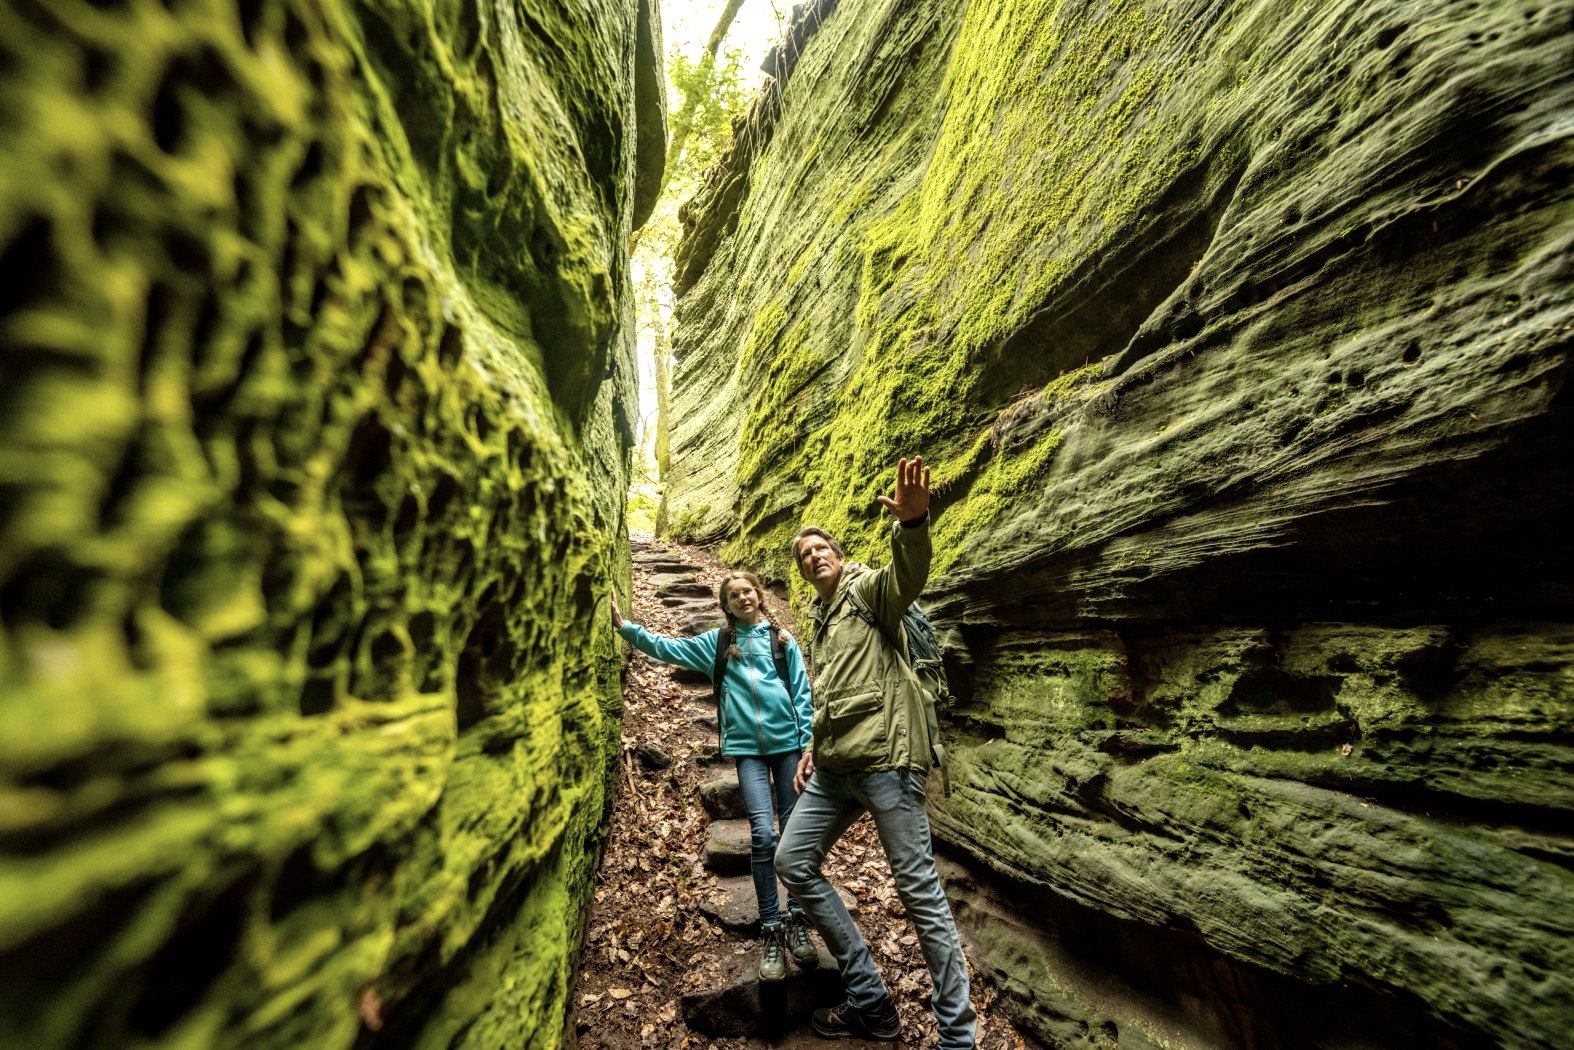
[
  {"xmin": 738, "ymin": 319, "xmax": 823, "ymax": 488},
  {"xmin": 785, "ymin": 249, "xmax": 815, "ymax": 291},
  {"xmin": 738, "ymin": 301, "xmax": 788, "ymax": 375},
  {"xmin": 969, "ymin": 643, "xmax": 1122, "ymax": 737},
  {"xmin": 704, "ymin": 1, "xmax": 1200, "ymax": 574},
  {"xmin": 668, "ymin": 503, "xmax": 712, "ymax": 542},
  {"xmin": 0, "ymin": 0, "xmax": 639, "ymax": 1047},
  {"xmin": 927, "ymin": 361, "xmax": 1104, "ymax": 570}
]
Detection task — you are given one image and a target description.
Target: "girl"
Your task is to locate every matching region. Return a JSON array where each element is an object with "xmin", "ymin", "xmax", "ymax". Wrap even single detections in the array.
[{"xmin": 611, "ymin": 571, "xmax": 818, "ymax": 981}]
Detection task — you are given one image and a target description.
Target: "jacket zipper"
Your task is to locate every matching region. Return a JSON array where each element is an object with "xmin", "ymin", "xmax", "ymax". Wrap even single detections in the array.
[{"xmin": 746, "ymin": 631, "xmax": 768, "ymax": 754}]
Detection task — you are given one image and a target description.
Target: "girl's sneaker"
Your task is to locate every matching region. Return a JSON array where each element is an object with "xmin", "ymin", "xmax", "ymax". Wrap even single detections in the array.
[
  {"xmin": 786, "ymin": 914, "xmax": 818, "ymax": 967},
  {"xmin": 758, "ymin": 923, "xmax": 787, "ymax": 982}
]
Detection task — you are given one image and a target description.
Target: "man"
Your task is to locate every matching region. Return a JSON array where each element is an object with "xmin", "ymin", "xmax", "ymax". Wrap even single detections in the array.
[{"xmin": 776, "ymin": 455, "xmax": 976, "ymax": 1049}]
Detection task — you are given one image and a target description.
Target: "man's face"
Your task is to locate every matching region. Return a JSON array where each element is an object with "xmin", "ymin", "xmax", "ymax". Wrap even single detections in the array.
[{"xmin": 796, "ymin": 535, "xmax": 844, "ymax": 589}]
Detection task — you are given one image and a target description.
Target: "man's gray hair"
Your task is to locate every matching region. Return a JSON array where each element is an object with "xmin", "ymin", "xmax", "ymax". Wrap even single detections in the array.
[{"xmin": 790, "ymin": 526, "xmax": 843, "ymax": 565}]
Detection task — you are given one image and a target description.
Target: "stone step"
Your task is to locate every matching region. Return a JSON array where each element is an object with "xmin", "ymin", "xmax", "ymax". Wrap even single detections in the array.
[
  {"xmin": 676, "ymin": 613, "xmax": 724, "ymax": 637},
  {"xmin": 699, "ymin": 875, "xmax": 785, "ymax": 934},
  {"xmin": 635, "ymin": 558, "xmax": 701, "ymax": 574},
  {"xmin": 673, "ymin": 665, "xmax": 712, "ymax": 687},
  {"xmin": 660, "ymin": 594, "xmax": 714, "ymax": 610},
  {"xmin": 705, "ymin": 818, "xmax": 752, "ymax": 876},
  {"xmin": 631, "ymin": 742, "xmax": 674, "ymax": 771},
  {"xmin": 699, "ymin": 775, "xmax": 745, "ymax": 819},
  {"xmin": 660, "ymin": 592, "xmax": 713, "ymax": 608},
  {"xmin": 679, "ymin": 943, "xmax": 842, "ymax": 1038},
  {"xmin": 698, "ymin": 875, "xmax": 859, "ymax": 936},
  {"xmin": 648, "ymin": 569, "xmax": 699, "ymax": 584},
  {"xmin": 655, "ymin": 578, "xmax": 712, "ymax": 599}
]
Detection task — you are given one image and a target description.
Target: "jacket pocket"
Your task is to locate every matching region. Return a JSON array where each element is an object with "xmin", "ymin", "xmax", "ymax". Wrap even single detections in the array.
[{"xmin": 819, "ymin": 688, "xmax": 887, "ymax": 766}]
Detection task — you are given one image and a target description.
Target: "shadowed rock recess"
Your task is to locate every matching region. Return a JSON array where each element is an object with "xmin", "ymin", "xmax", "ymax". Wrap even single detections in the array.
[
  {"xmin": 665, "ymin": 1, "xmax": 1573, "ymax": 1048},
  {"xmin": 0, "ymin": 1, "xmax": 661, "ymax": 1048}
]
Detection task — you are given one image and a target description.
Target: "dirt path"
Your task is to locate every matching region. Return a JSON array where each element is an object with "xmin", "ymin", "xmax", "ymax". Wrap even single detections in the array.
[{"xmin": 570, "ymin": 534, "xmax": 1023, "ymax": 1050}]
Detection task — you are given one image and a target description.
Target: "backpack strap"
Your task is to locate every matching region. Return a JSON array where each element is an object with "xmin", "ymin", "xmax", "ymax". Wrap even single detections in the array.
[
  {"xmin": 842, "ymin": 583, "xmax": 903, "ymax": 662},
  {"xmin": 710, "ymin": 626, "xmax": 733, "ymax": 749},
  {"xmin": 767, "ymin": 624, "xmax": 804, "ymax": 745},
  {"xmin": 767, "ymin": 624, "xmax": 791, "ymax": 687}
]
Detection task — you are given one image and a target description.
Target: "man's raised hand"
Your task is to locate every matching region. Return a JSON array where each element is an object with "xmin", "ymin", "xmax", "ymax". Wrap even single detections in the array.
[{"xmin": 876, "ymin": 454, "xmax": 931, "ymax": 523}]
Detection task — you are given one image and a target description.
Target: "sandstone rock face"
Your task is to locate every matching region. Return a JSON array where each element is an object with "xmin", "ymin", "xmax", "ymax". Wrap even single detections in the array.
[
  {"xmin": 666, "ymin": 1, "xmax": 1573, "ymax": 1046},
  {"xmin": 0, "ymin": 2, "xmax": 661, "ymax": 1048}
]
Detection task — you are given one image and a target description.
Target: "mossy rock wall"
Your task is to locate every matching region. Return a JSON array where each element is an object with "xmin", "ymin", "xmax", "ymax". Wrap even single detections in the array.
[
  {"xmin": 667, "ymin": 1, "xmax": 1574, "ymax": 1046},
  {"xmin": 0, "ymin": 1, "xmax": 662, "ymax": 1047}
]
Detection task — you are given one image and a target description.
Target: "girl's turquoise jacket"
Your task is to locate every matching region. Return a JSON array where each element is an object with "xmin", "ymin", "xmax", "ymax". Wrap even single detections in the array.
[{"xmin": 618, "ymin": 620, "xmax": 813, "ymax": 757}]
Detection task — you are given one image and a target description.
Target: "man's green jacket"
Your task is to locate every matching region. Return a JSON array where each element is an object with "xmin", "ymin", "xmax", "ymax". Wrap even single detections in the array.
[{"xmin": 806, "ymin": 518, "xmax": 937, "ymax": 774}]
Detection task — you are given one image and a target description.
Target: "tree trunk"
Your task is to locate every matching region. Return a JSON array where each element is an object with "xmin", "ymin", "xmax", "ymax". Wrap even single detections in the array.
[{"xmin": 654, "ymin": 327, "xmax": 672, "ymax": 478}]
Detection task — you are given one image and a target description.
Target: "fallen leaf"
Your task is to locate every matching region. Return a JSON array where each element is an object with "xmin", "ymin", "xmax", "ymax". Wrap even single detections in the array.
[
  {"xmin": 358, "ymin": 987, "xmax": 384, "ymax": 1031},
  {"xmin": 608, "ymin": 987, "xmax": 634, "ymax": 1000}
]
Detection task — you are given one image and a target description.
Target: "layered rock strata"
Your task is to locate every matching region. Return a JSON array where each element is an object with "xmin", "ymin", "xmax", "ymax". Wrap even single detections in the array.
[
  {"xmin": 666, "ymin": 0, "xmax": 1574, "ymax": 1046},
  {"xmin": 0, "ymin": 1, "xmax": 661, "ymax": 1048}
]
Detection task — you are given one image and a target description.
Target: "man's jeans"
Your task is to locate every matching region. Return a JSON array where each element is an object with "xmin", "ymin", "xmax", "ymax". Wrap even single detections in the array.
[
  {"xmin": 735, "ymin": 752, "xmax": 806, "ymax": 927},
  {"xmin": 776, "ymin": 767, "xmax": 975, "ymax": 1050}
]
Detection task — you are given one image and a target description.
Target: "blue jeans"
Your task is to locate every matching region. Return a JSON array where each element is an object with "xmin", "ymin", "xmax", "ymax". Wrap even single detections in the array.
[
  {"xmin": 776, "ymin": 767, "xmax": 976, "ymax": 1050},
  {"xmin": 735, "ymin": 752, "xmax": 807, "ymax": 927}
]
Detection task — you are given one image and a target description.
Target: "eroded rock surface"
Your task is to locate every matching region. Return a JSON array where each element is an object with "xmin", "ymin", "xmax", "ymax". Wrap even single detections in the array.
[
  {"xmin": 0, "ymin": 1, "xmax": 661, "ymax": 1047},
  {"xmin": 665, "ymin": 1, "xmax": 1573, "ymax": 1046}
]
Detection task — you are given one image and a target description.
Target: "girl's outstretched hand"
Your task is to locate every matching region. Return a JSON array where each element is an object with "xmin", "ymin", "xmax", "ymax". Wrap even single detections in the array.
[{"xmin": 609, "ymin": 589, "xmax": 624, "ymax": 629}]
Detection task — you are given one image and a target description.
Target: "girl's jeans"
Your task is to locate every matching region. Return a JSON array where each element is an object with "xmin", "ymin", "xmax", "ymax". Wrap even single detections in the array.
[
  {"xmin": 776, "ymin": 767, "xmax": 976, "ymax": 1050},
  {"xmin": 734, "ymin": 751, "xmax": 806, "ymax": 927}
]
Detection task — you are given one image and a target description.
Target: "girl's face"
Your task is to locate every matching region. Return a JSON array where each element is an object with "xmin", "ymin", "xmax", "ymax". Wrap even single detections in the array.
[{"xmin": 723, "ymin": 579, "xmax": 762, "ymax": 621}]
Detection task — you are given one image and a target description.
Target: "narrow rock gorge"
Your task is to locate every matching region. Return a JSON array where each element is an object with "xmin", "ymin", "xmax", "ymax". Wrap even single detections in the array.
[
  {"xmin": 0, "ymin": 1, "xmax": 660, "ymax": 1047},
  {"xmin": 665, "ymin": 1, "xmax": 1574, "ymax": 1047}
]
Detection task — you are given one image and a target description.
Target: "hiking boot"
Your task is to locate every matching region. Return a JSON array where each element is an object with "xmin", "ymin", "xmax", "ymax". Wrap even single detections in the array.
[
  {"xmin": 758, "ymin": 924, "xmax": 787, "ymax": 982},
  {"xmin": 812, "ymin": 997, "xmax": 901, "ymax": 1040},
  {"xmin": 786, "ymin": 914, "xmax": 818, "ymax": 967}
]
